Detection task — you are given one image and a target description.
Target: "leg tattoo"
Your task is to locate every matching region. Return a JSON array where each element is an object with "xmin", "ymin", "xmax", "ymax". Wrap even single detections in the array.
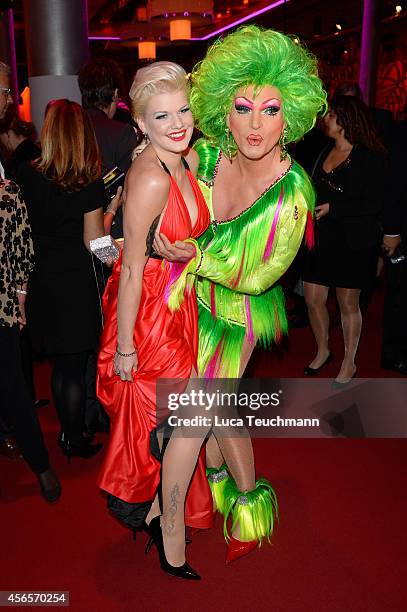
[{"xmin": 165, "ymin": 483, "xmax": 180, "ymax": 535}]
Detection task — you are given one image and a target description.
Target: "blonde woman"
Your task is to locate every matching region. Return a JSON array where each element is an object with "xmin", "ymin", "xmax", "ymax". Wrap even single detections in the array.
[{"xmin": 96, "ymin": 62, "xmax": 211, "ymax": 580}]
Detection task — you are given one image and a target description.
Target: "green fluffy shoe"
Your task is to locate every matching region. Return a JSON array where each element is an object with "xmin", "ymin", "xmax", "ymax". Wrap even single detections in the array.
[
  {"xmin": 223, "ymin": 477, "xmax": 278, "ymax": 543},
  {"xmin": 206, "ymin": 464, "xmax": 230, "ymax": 515}
]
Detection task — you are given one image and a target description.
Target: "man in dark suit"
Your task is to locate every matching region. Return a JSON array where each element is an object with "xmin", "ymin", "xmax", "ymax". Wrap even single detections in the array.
[
  {"xmin": 78, "ymin": 59, "xmax": 138, "ymax": 239},
  {"xmin": 381, "ymin": 120, "xmax": 407, "ymax": 374}
]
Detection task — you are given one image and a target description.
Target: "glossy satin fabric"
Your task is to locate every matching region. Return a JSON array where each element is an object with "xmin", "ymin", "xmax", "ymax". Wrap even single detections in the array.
[{"xmin": 97, "ymin": 168, "xmax": 213, "ymax": 528}]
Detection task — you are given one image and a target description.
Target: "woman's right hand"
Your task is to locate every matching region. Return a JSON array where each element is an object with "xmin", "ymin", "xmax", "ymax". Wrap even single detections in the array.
[
  {"xmin": 113, "ymin": 348, "xmax": 138, "ymax": 382},
  {"xmin": 153, "ymin": 233, "xmax": 196, "ymax": 262},
  {"xmin": 315, "ymin": 202, "xmax": 330, "ymax": 220},
  {"xmin": 109, "ymin": 185, "xmax": 124, "ymax": 215}
]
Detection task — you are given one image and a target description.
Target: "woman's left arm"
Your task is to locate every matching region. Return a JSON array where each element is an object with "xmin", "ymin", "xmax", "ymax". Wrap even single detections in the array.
[{"xmin": 10, "ymin": 185, "xmax": 35, "ymax": 325}]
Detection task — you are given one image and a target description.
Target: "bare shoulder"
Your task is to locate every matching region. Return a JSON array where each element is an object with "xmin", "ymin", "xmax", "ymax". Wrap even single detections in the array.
[
  {"xmin": 125, "ymin": 155, "xmax": 170, "ymax": 205},
  {"xmin": 184, "ymin": 147, "xmax": 199, "ymax": 176}
]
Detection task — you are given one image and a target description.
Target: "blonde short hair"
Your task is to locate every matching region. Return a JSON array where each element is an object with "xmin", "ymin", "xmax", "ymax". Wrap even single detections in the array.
[{"xmin": 129, "ymin": 61, "xmax": 188, "ymax": 120}]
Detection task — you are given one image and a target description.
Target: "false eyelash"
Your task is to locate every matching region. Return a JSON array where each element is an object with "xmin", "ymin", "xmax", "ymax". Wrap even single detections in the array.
[
  {"xmin": 263, "ymin": 106, "xmax": 280, "ymax": 115},
  {"xmin": 235, "ymin": 104, "xmax": 251, "ymax": 113}
]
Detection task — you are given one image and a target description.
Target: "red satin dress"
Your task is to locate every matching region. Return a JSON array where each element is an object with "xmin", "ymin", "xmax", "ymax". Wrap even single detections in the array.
[{"xmin": 97, "ymin": 160, "xmax": 213, "ymax": 529}]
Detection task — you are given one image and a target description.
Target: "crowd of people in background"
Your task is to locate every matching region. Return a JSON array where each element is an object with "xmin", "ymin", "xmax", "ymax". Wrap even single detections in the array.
[{"xmin": 0, "ymin": 47, "xmax": 406, "ymax": 508}]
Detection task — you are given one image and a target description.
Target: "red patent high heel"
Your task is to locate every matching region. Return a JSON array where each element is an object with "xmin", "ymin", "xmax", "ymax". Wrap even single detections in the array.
[{"xmin": 225, "ymin": 537, "xmax": 257, "ymax": 565}]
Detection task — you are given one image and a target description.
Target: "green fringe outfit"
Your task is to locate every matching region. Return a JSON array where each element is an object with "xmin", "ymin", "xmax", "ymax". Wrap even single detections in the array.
[
  {"xmin": 167, "ymin": 140, "xmax": 315, "ymax": 542},
  {"xmin": 168, "ymin": 139, "xmax": 315, "ymax": 379}
]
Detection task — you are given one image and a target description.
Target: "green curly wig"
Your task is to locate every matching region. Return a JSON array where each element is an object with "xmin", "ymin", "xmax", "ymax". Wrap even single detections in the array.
[{"xmin": 190, "ymin": 25, "xmax": 327, "ymax": 156}]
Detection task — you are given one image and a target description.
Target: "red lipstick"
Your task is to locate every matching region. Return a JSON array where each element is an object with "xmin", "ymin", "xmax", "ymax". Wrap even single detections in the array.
[{"xmin": 167, "ymin": 130, "xmax": 187, "ymax": 142}]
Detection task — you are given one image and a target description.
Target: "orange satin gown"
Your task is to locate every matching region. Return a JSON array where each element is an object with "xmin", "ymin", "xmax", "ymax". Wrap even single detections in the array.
[{"xmin": 97, "ymin": 163, "xmax": 213, "ymax": 529}]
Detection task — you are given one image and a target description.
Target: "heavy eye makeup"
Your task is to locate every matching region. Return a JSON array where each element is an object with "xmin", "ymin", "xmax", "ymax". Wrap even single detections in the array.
[
  {"xmin": 233, "ymin": 98, "xmax": 281, "ymax": 116},
  {"xmin": 154, "ymin": 105, "xmax": 190, "ymax": 120},
  {"xmin": 234, "ymin": 104, "xmax": 252, "ymax": 114},
  {"xmin": 262, "ymin": 105, "xmax": 281, "ymax": 116},
  {"xmin": 234, "ymin": 97, "xmax": 253, "ymax": 114}
]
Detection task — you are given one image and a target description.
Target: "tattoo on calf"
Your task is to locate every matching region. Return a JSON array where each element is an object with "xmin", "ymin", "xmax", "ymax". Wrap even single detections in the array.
[
  {"xmin": 145, "ymin": 215, "xmax": 161, "ymax": 256},
  {"xmin": 165, "ymin": 483, "xmax": 180, "ymax": 534}
]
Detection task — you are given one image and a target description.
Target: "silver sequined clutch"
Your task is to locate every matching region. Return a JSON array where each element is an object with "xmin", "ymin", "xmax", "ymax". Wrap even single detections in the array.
[{"xmin": 90, "ymin": 235, "xmax": 120, "ymax": 263}]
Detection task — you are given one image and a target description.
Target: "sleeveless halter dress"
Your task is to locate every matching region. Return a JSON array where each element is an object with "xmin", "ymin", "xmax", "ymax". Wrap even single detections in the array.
[{"xmin": 97, "ymin": 157, "xmax": 213, "ymax": 529}]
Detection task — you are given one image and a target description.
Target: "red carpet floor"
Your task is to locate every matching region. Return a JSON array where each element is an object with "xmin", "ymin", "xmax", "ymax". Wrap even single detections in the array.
[{"xmin": 1, "ymin": 287, "xmax": 406, "ymax": 611}]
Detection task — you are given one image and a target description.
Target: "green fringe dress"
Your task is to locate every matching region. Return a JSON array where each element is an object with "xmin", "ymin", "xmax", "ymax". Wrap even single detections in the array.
[{"xmin": 167, "ymin": 140, "xmax": 315, "ymax": 378}]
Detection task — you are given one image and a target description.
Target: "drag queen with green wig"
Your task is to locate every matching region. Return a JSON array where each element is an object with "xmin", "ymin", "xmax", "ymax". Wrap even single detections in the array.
[{"xmin": 154, "ymin": 25, "xmax": 326, "ymax": 566}]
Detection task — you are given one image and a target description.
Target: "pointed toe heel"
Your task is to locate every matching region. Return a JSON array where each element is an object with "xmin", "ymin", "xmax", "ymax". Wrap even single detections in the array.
[
  {"xmin": 148, "ymin": 517, "xmax": 201, "ymax": 580},
  {"xmin": 226, "ymin": 537, "xmax": 258, "ymax": 565}
]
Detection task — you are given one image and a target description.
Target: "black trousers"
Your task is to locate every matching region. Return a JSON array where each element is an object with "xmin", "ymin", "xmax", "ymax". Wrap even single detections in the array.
[
  {"xmin": 382, "ymin": 259, "xmax": 407, "ymax": 361},
  {"xmin": 0, "ymin": 324, "xmax": 49, "ymax": 474},
  {"xmin": 20, "ymin": 326, "xmax": 36, "ymax": 402}
]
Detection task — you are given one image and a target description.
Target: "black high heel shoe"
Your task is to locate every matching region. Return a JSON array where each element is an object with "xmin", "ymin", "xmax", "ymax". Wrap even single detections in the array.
[
  {"xmin": 58, "ymin": 433, "xmax": 102, "ymax": 464},
  {"xmin": 303, "ymin": 352, "xmax": 333, "ymax": 376},
  {"xmin": 133, "ymin": 521, "xmax": 191, "ymax": 546},
  {"xmin": 145, "ymin": 516, "xmax": 201, "ymax": 580}
]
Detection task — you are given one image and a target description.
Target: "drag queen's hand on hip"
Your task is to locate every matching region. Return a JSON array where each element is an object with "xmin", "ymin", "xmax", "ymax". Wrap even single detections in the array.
[
  {"xmin": 153, "ymin": 233, "xmax": 196, "ymax": 262},
  {"xmin": 114, "ymin": 349, "xmax": 138, "ymax": 382}
]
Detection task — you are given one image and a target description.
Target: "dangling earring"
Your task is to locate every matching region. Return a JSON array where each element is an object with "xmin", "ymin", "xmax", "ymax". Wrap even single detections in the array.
[
  {"xmin": 279, "ymin": 127, "xmax": 288, "ymax": 162},
  {"xmin": 225, "ymin": 128, "xmax": 233, "ymax": 162},
  {"xmin": 143, "ymin": 132, "xmax": 150, "ymax": 143}
]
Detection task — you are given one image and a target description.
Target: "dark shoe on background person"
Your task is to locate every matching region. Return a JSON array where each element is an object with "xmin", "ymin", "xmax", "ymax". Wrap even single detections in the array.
[
  {"xmin": 332, "ymin": 365, "xmax": 358, "ymax": 390},
  {"xmin": 34, "ymin": 398, "xmax": 50, "ymax": 409},
  {"xmin": 58, "ymin": 432, "xmax": 103, "ymax": 463},
  {"xmin": 381, "ymin": 358, "xmax": 407, "ymax": 375},
  {"xmin": 37, "ymin": 467, "xmax": 61, "ymax": 503},
  {"xmin": 0, "ymin": 435, "xmax": 22, "ymax": 460},
  {"xmin": 303, "ymin": 352, "xmax": 333, "ymax": 376}
]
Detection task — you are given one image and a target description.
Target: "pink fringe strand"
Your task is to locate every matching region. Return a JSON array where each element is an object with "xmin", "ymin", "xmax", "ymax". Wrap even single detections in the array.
[
  {"xmin": 263, "ymin": 186, "xmax": 284, "ymax": 262},
  {"xmin": 164, "ymin": 261, "xmax": 188, "ymax": 303},
  {"xmin": 204, "ymin": 338, "xmax": 223, "ymax": 379},
  {"xmin": 305, "ymin": 209, "xmax": 315, "ymax": 249}
]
